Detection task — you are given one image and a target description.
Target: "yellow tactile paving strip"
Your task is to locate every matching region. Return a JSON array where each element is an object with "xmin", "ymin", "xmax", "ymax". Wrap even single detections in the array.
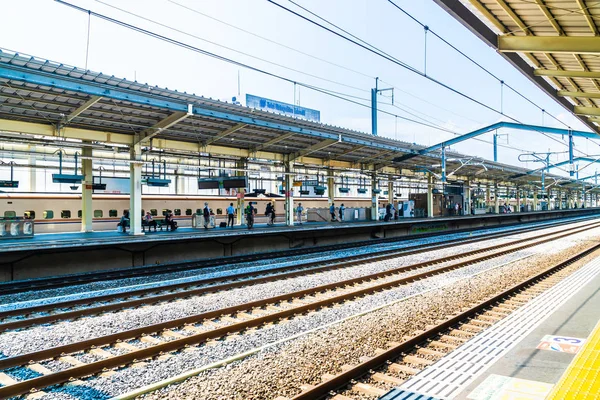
[{"xmin": 546, "ymin": 319, "xmax": 600, "ymax": 399}]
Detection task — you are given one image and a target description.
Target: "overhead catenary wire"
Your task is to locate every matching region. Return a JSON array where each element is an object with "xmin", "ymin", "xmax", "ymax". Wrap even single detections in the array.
[
  {"xmin": 55, "ymin": 0, "xmax": 456, "ymax": 136},
  {"xmin": 269, "ymin": 0, "xmax": 593, "ymax": 157}
]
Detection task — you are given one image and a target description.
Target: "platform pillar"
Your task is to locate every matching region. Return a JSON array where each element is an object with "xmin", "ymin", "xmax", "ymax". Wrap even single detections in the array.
[
  {"xmin": 175, "ymin": 167, "xmax": 185, "ymax": 195},
  {"xmin": 387, "ymin": 180, "xmax": 394, "ymax": 208},
  {"xmin": 427, "ymin": 173, "xmax": 434, "ymax": 218},
  {"xmin": 327, "ymin": 168, "xmax": 335, "ymax": 207},
  {"xmin": 236, "ymin": 158, "xmax": 246, "ymax": 226},
  {"xmin": 556, "ymin": 191, "xmax": 561, "ymax": 210},
  {"xmin": 285, "ymin": 160, "xmax": 294, "ymax": 226},
  {"xmin": 371, "ymin": 172, "xmax": 378, "ymax": 221},
  {"xmin": 81, "ymin": 146, "xmax": 93, "ymax": 232},
  {"xmin": 28, "ymin": 145, "xmax": 37, "ymax": 191},
  {"xmin": 516, "ymin": 187, "xmax": 521, "ymax": 213},
  {"xmin": 464, "ymin": 181, "xmax": 471, "ymax": 215},
  {"xmin": 533, "ymin": 189, "xmax": 539, "ymax": 211},
  {"xmin": 129, "ymin": 144, "xmax": 144, "ymax": 235},
  {"xmin": 494, "ymin": 184, "xmax": 500, "ymax": 214},
  {"xmin": 486, "ymin": 186, "xmax": 491, "ymax": 213}
]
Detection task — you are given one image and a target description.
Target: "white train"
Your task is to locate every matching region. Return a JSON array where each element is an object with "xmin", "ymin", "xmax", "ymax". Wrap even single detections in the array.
[{"xmin": 0, "ymin": 193, "xmax": 374, "ymax": 233}]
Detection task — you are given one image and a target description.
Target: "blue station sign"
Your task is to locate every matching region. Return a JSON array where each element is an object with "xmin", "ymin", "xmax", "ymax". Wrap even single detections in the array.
[{"xmin": 246, "ymin": 94, "xmax": 320, "ymax": 122}]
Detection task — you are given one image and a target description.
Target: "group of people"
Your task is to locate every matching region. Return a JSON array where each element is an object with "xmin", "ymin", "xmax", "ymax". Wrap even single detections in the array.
[{"xmin": 329, "ymin": 203, "xmax": 346, "ymax": 222}]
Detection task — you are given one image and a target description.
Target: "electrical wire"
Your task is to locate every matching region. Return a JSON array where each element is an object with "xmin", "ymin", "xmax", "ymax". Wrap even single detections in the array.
[
  {"xmin": 55, "ymin": 0, "xmax": 457, "ymax": 136},
  {"xmin": 269, "ymin": 0, "xmax": 593, "ymax": 157}
]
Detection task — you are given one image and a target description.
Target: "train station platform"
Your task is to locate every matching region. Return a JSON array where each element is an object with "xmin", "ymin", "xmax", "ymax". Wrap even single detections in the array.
[
  {"xmin": 1, "ymin": 207, "xmax": 599, "ymax": 283},
  {"xmin": 382, "ymin": 248, "xmax": 600, "ymax": 400}
]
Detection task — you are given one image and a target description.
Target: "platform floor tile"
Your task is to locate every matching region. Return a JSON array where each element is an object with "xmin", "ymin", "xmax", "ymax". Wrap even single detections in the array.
[
  {"xmin": 395, "ymin": 257, "xmax": 600, "ymax": 399},
  {"xmin": 546, "ymin": 319, "xmax": 600, "ymax": 399}
]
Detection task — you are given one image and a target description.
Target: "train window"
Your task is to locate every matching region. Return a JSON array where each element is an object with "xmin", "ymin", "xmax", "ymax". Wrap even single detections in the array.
[
  {"xmin": 61, "ymin": 210, "xmax": 71, "ymax": 219},
  {"xmin": 216, "ymin": 208, "xmax": 223, "ymax": 215},
  {"xmin": 162, "ymin": 209, "xmax": 171, "ymax": 216},
  {"xmin": 43, "ymin": 210, "xmax": 54, "ymax": 219},
  {"xmin": 4, "ymin": 211, "xmax": 16, "ymax": 218},
  {"xmin": 150, "ymin": 209, "xmax": 157, "ymax": 216},
  {"xmin": 185, "ymin": 209, "xmax": 193, "ymax": 216},
  {"xmin": 174, "ymin": 209, "xmax": 181, "ymax": 216},
  {"xmin": 24, "ymin": 210, "xmax": 35, "ymax": 219},
  {"xmin": 94, "ymin": 210, "xmax": 103, "ymax": 218},
  {"xmin": 109, "ymin": 209, "xmax": 118, "ymax": 217},
  {"xmin": 196, "ymin": 208, "xmax": 202, "ymax": 215},
  {"xmin": 78, "ymin": 210, "xmax": 82, "ymax": 218}
]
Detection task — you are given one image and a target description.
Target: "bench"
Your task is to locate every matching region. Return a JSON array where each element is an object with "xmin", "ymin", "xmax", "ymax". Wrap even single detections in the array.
[{"xmin": 142, "ymin": 218, "xmax": 168, "ymax": 232}]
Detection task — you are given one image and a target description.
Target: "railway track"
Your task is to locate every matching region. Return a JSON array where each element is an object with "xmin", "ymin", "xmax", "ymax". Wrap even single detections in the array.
[
  {"xmin": 0, "ymin": 221, "xmax": 597, "ymax": 398},
  {"xmin": 0, "ymin": 216, "xmax": 595, "ymax": 295},
  {"xmin": 1, "ymin": 219, "xmax": 598, "ymax": 332},
  {"xmin": 286, "ymin": 245, "xmax": 600, "ymax": 400}
]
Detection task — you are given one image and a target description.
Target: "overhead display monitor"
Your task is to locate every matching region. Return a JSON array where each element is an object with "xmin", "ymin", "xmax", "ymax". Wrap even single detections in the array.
[{"xmin": 246, "ymin": 94, "xmax": 320, "ymax": 122}]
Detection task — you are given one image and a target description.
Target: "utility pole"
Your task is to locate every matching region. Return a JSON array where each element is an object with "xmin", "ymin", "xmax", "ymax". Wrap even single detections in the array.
[{"xmin": 371, "ymin": 77, "xmax": 394, "ymax": 136}]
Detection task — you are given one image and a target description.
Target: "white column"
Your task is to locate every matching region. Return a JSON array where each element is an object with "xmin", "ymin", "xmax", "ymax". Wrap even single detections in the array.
[
  {"xmin": 327, "ymin": 168, "xmax": 335, "ymax": 207},
  {"xmin": 387, "ymin": 180, "xmax": 394, "ymax": 207},
  {"xmin": 464, "ymin": 182, "xmax": 471, "ymax": 215},
  {"xmin": 516, "ymin": 188, "xmax": 521, "ymax": 213},
  {"xmin": 494, "ymin": 184, "xmax": 500, "ymax": 214},
  {"xmin": 175, "ymin": 167, "xmax": 185, "ymax": 195},
  {"xmin": 285, "ymin": 160, "xmax": 294, "ymax": 226},
  {"xmin": 371, "ymin": 172, "xmax": 378, "ymax": 221},
  {"xmin": 28, "ymin": 145, "xmax": 37, "ymax": 192},
  {"xmin": 81, "ymin": 146, "xmax": 93, "ymax": 232},
  {"xmin": 427, "ymin": 173, "xmax": 434, "ymax": 218},
  {"xmin": 236, "ymin": 159, "xmax": 246, "ymax": 226},
  {"xmin": 533, "ymin": 189, "xmax": 539, "ymax": 211},
  {"xmin": 486, "ymin": 186, "xmax": 491, "ymax": 213},
  {"xmin": 129, "ymin": 144, "xmax": 144, "ymax": 235}
]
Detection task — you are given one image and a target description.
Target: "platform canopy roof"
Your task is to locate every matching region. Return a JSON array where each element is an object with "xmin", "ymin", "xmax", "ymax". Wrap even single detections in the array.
[
  {"xmin": 0, "ymin": 49, "xmax": 596, "ymax": 191},
  {"xmin": 434, "ymin": 0, "xmax": 600, "ymax": 135}
]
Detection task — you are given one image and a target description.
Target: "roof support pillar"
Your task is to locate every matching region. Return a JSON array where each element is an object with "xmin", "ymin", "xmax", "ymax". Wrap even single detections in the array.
[
  {"xmin": 284, "ymin": 158, "xmax": 294, "ymax": 227},
  {"xmin": 441, "ymin": 146, "xmax": 447, "ymax": 183},
  {"xmin": 81, "ymin": 146, "xmax": 93, "ymax": 233},
  {"xmin": 533, "ymin": 188, "xmax": 539, "ymax": 211},
  {"xmin": 494, "ymin": 184, "xmax": 500, "ymax": 214},
  {"xmin": 464, "ymin": 181, "xmax": 471, "ymax": 215},
  {"xmin": 388, "ymin": 180, "xmax": 394, "ymax": 210},
  {"xmin": 236, "ymin": 158, "xmax": 246, "ymax": 226},
  {"xmin": 28, "ymin": 145, "xmax": 36, "ymax": 192},
  {"xmin": 371, "ymin": 170, "xmax": 378, "ymax": 221},
  {"xmin": 516, "ymin": 186, "xmax": 521, "ymax": 213},
  {"xmin": 427, "ymin": 173, "xmax": 434, "ymax": 218},
  {"xmin": 129, "ymin": 144, "xmax": 144, "ymax": 235},
  {"xmin": 327, "ymin": 168, "xmax": 335, "ymax": 207}
]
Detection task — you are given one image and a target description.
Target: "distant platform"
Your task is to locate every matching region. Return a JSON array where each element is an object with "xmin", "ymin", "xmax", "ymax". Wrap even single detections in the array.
[{"xmin": 0, "ymin": 208, "xmax": 598, "ymax": 282}]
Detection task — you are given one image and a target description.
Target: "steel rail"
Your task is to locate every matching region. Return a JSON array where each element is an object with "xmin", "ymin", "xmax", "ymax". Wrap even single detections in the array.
[
  {"xmin": 1, "ymin": 219, "xmax": 597, "ymax": 332},
  {"xmin": 0, "ymin": 223, "xmax": 596, "ymax": 397},
  {"xmin": 288, "ymin": 244, "xmax": 600, "ymax": 400},
  {"xmin": 0, "ymin": 215, "xmax": 595, "ymax": 295}
]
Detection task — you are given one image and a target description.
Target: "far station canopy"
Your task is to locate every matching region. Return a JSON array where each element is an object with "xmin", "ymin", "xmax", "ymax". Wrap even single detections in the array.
[{"xmin": 0, "ymin": 49, "xmax": 594, "ymax": 192}]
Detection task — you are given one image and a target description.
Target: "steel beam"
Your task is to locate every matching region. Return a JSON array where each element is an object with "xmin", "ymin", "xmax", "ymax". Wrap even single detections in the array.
[
  {"xmin": 534, "ymin": 69, "xmax": 600, "ymax": 79},
  {"xmin": 499, "ymin": 36, "xmax": 600, "ymax": 54},
  {"xmin": 575, "ymin": 106, "xmax": 600, "ymax": 117},
  {"xmin": 432, "ymin": 0, "xmax": 598, "ymax": 134},
  {"xmin": 204, "ymin": 123, "xmax": 247, "ymax": 146},
  {"xmin": 291, "ymin": 138, "xmax": 338, "ymax": 160},
  {"xmin": 419, "ymin": 121, "xmax": 599, "ymax": 157},
  {"xmin": 135, "ymin": 105, "xmax": 192, "ymax": 145},
  {"xmin": 64, "ymin": 96, "xmax": 102, "ymax": 123},
  {"xmin": 253, "ymin": 132, "xmax": 296, "ymax": 152},
  {"xmin": 558, "ymin": 90, "xmax": 600, "ymax": 99}
]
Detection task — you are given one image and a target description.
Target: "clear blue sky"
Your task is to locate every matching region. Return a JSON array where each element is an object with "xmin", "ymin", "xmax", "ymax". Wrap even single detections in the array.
[{"xmin": 2, "ymin": 0, "xmax": 599, "ymax": 177}]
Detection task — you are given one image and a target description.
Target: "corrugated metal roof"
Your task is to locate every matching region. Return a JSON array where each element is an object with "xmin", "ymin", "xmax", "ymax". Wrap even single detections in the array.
[{"xmin": 0, "ymin": 48, "xmax": 591, "ymax": 189}]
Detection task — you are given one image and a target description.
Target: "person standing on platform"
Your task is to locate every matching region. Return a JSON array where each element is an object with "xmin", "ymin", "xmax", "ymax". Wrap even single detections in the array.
[
  {"xmin": 339, "ymin": 203, "xmax": 345, "ymax": 222},
  {"xmin": 384, "ymin": 203, "xmax": 392, "ymax": 221},
  {"xmin": 330, "ymin": 203, "xmax": 336, "ymax": 222},
  {"xmin": 296, "ymin": 202, "xmax": 304, "ymax": 225},
  {"xmin": 226, "ymin": 203, "xmax": 235, "ymax": 228},
  {"xmin": 203, "ymin": 202, "xmax": 210, "ymax": 230}
]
